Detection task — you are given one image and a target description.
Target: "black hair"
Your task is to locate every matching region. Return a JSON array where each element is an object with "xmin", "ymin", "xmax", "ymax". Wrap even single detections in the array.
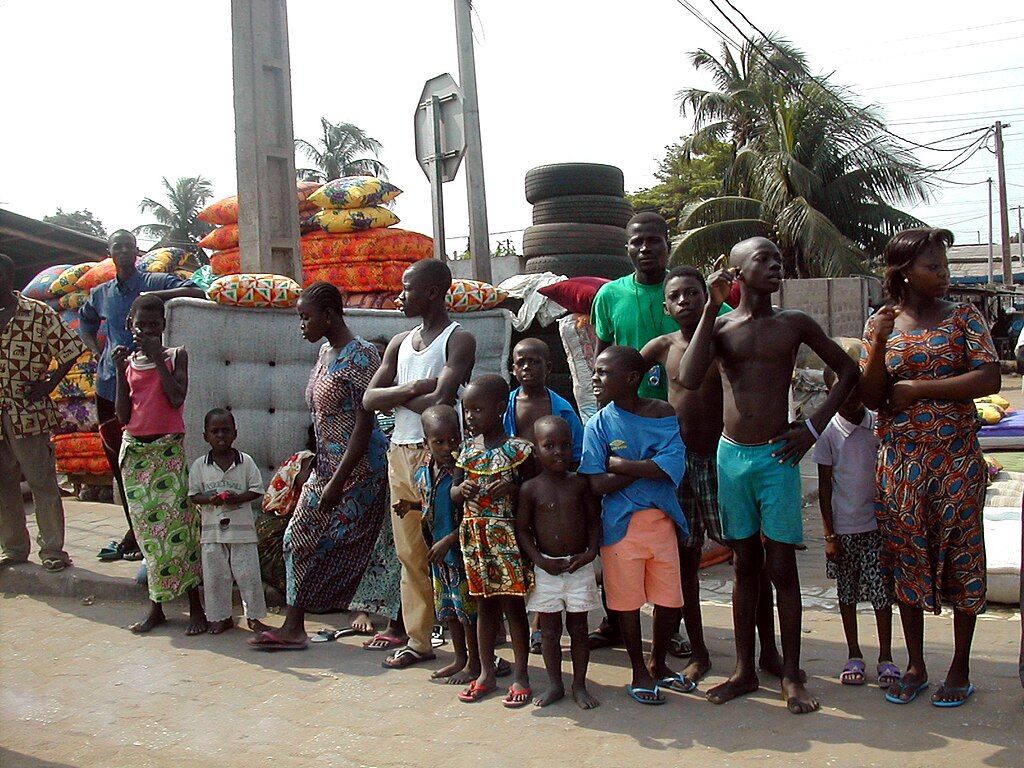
[
  {"xmin": 665, "ymin": 265, "xmax": 708, "ymax": 294},
  {"xmin": 300, "ymin": 281, "xmax": 346, "ymax": 316},
  {"xmin": 0, "ymin": 252, "xmax": 13, "ymax": 285},
  {"xmin": 626, "ymin": 211, "xmax": 669, "ymax": 241},
  {"xmin": 513, "ymin": 337, "xmax": 550, "ymax": 360},
  {"xmin": 406, "ymin": 258, "xmax": 453, "ymax": 290},
  {"xmin": 466, "ymin": 373, "xmax": 510, "ymax": 401},
  {"xmin": 129, "ymin": 294, "xmax": 165, "ymax": 320},
  {"xmin": 533, "ymin": 414, "xmax": 571, "ymax": 437},
  {"xmin": 600, "ymin": 345, "xmax": 648, "ymax": 376},
  {"xmin": 204, "ymin": 407, "xmax": 236, "ymax": 431},
  {"xmin": 421, "ymin": 404, "xmax": 461, "ymax": 433},
  {"xmin": 883, "ymin": 228, "xmax": 954, "ymax": 304},
  {"xmin": 107, "ymin": 229, "xmax": 136, "ymax": 245}
]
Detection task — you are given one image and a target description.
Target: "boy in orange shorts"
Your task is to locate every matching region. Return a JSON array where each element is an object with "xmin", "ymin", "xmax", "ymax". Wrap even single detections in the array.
[{"xmin": 579, "ymin": 346, "xmax": 690, "ymax": 705}]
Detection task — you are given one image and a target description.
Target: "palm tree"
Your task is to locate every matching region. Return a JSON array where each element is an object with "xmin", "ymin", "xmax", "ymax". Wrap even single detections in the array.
[
  {"xmin": 672, "ymin": 37, "xmax": 929, "ymax": 278},
  {"xmin": 294, "ymin": 119, "xmax": 388, "ymax": 182},
  {"xmin": 134, "ymin": 176, "xmax": 215, "ymax": 248}
]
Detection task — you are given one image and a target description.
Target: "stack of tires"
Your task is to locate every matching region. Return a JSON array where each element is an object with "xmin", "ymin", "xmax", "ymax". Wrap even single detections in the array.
[{"xmin": 523, "ymin": 163, "xmax": 633, "ymax": 280}]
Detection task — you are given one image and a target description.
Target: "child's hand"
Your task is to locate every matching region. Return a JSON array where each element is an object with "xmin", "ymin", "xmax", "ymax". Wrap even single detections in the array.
[
  {"xmin": 427, "ymin": 536, "xmax": 454, "ymax": 566},
  {"xmin": 133, "ymin": 329, "xmax": 162, "ymax": 360},
  {"xmin": 825, "ymin": 538, "xmax": 842, "ymax": 562},
  {"xmin": 318, "ymin": 481, "xmax": 343, "ymax": 514},
  {"xmin": 707, "ymin": 255, "xmax": 737, "ymax": 308},
  {"xmin": 537, "ymin": 556, "xmax": 569, "ymax": 576},
  {"xmin": 392, "ymin": 499, "xmax": 421, "ymax": 519},
  {"xmin": 888, "ymin": 380, "xmax": 919, "ymax": 412},
  {"xmin": 566, "ymin": 551, "xmax": 596, "ymax": 573},
  {"xmin": 111, "ymin": 345, "xmax": 132, "ymax": 370},
  {"xmin": 485, "ymin": 479, "xmax": 514, "ymax": 499},
  {"xmin": 218, "ymin": 491, "xmax": 240, "ymax": 506},
  {"xmin": 458, "ymin": 480, "xmax": 481, "ymax": 500},
  {"xmin": 769, "ymin": 421, "xmax": 815, "ymax": 466}
]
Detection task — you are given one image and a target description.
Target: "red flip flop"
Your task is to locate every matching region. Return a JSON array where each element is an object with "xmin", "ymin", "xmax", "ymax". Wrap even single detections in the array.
[
  {"xmin": 458, "ymin": 681, "xmax": 498, "ymax": 702},
  {"xmin": 502, "ymin": 685, "xmax": 532, "ymax": 708}
]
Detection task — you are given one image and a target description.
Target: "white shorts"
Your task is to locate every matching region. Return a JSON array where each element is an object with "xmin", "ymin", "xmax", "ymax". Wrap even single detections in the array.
[{"xmin": 526, "ymin": 558, "xmax": 600, "ymax": 614}]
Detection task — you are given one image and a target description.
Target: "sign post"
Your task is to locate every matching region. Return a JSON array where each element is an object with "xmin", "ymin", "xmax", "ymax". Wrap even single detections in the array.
[{"xmin": 415, "ymin": 74, "xmax": 466, "ymax": 261}]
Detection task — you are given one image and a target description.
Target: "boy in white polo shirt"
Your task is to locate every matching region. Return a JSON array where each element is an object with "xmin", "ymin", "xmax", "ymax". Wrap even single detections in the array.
[
  {"xmin": 814, "ymin": 365, "xmax": 900, "ymax": 690},
  {"xmin": 188, "ymin": 408, "xmax": 270, "ymax": 635}
]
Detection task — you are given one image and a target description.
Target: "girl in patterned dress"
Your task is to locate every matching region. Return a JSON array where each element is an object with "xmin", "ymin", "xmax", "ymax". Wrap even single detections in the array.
[
  {"xmin": 862, "ymin": 228, "xmax": 1001, "ymax": 707},
  {"xmin": 249, "ymin": 282, "xmax": 399, "ymax": 650},
  {"xmin": 453, "ymin": 375, "xmax": 536, "ymax": 707},
  {"xmin": 113, "ymin": 295, "xmax": 205, "ymax": 635}
]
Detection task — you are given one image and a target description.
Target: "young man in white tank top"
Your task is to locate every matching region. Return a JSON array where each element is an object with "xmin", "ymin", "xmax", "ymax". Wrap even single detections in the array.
[{"xmin": 364, "ymin": 260, "xmax": 476, "ymax": 669}]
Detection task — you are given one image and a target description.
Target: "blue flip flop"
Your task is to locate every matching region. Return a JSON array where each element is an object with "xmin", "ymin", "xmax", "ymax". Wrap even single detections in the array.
[
  {"xmin": 626, "ymin": 684, "xmax": 666, "ymax": 705},
  {"xmin": 659, "ymin": 673, "xmax": 698, "ymax": 693},
  {"xmin": 931, "ymin": 683, "xmax": 975, "ymax": 707},
  {"xmin": 885, "ymin": 678, "xmax": 929, "ymax": 704}
]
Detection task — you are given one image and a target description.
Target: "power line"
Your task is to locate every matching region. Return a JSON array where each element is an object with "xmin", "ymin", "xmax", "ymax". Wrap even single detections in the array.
[
  {"xmin": 859, "ymin": 65, "xmax": 1024, "ymax": 92},
  {"xmin": 832, "ymin": 18, "xmax": 1024, "ymax": 51},
  {"xmin": 833, "ymin": 34, "xmax": 1023, "ymax": 64},
  {"xmin": 893, "ymin": 83, "xmax": 1024, "ymax": 104},
  {"xmin": 888, "ymin": 109, "xmax": 1024, "ymax": 126}
]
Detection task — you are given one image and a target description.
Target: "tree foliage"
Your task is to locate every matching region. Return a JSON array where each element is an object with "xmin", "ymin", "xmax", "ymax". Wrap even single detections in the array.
[
  {"xmin": 43, "ymin": 209, "xmax": 107, "ymax": 239},
  {"xmin": 627, "ymin": 140, "xmax": 732, "ymax": 232},
  {"xmin": 134, "ymin": 176, "xmax": 215, "ymax": 248},
  {"xmin": 671, "ymin": 34, "xmax": 929, "ymax": 278},
  {"xmin": 295, "ymin": 119, "xmax": 388, "ymax": 182}
]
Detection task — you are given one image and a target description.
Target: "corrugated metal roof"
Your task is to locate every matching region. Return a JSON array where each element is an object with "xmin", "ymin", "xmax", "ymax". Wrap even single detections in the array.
[
  {"xmin": 948, "ymin": 244, "xmax": 1024, "ymax": 284},
  {"xmin": 0, "ymin": 208, "xmax": 108, "ymax": 289}
]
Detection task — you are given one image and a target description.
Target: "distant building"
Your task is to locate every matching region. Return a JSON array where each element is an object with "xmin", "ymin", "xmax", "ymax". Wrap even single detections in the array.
[
  {"xmin": 0, "ymin": 209, "xmax": 107, "ymax": 290},
  {"xmin": 948, "ymin": 244, "xmax": 1024, "ymax": 286}
]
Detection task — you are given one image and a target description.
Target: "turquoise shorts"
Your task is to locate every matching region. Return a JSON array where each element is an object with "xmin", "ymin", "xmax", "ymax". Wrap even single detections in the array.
[{"xmin": 717, "ymin": 436, "xmax": 803, "ymax": 545}]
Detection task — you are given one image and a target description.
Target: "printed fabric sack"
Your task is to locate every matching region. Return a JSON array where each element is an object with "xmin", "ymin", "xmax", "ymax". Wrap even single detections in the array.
[
  {"xmin": 57, "ymin": 290, "xmax": 90, "ymax": 310},
  {"xmin": 206, "ymin": 273, "xmax": 303, "ymax": 308},
  {"xmin": 301, "ymin": 228, "xmax": 432, "ymax": 265},
  {"xmin": 198, "ymin": 224, "xmax": 240, "ymax": 251},
  {"xmin": 446, "ymin": 279, "xmax": 508, "ymax": 312},
  {"xmin": 198, "ymin": 182, "xmax": 322, "ymax": 225},
  {"xmin": 48, "ymin": 262, "xmax": 97, "ymax": 297},
  {"xmin": 23, "ymin": 264, "xmax": 71, "ymax": 299},
  {"xmin": 307, "ymin": 177, "xmax": 402, "ymax": 210},
  {"xmin": 306, "ymin": 207, "xmax": 399, "ymax": 234},
  {"xmin": 75, "ymin": 259, "xmax": 117, "ymax": 292},
  {"xmin": 138, "ymin": 247, "xmax": 187, "ymax": 274},
  {"xmin": 302, "ymin": 262, "xmax": 407, "ymax": 293}
]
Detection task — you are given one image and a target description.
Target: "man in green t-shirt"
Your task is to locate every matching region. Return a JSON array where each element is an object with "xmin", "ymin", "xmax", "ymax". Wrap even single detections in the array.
[{"xmin": 591, "ymin": 212, "xmax": 677, "ymax": 400}]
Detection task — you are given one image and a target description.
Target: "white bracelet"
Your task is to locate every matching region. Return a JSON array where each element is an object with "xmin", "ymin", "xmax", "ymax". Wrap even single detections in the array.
[{"xmin": 804, "ymin": 419, "xmax": 820, "ymax": 440}]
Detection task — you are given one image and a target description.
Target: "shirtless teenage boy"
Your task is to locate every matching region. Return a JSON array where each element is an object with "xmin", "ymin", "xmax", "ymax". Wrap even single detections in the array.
[
  {"xmin": 517, "ymin": 416, "xmax": 601, "ymax": 709},
  {"xmin": 679, "ymin": 238, "xmax": 858, "ymax": 714}
]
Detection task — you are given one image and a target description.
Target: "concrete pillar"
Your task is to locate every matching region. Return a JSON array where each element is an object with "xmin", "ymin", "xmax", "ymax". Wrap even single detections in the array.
[{"xmin": 231, "ymin": 0, "xmax": 302, "ymax": 278}]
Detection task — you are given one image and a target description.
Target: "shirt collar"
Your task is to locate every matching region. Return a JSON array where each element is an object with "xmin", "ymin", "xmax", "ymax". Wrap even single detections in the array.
[
  {"xmin": 834, "ymin": 409, "xmax": 875, "ymax": 438},
  {"xmin": 205, "ymin": 449, "xmax": 242, "ymax": 468}
]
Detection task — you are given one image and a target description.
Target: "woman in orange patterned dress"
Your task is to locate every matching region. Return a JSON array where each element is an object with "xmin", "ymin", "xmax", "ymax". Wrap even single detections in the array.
[{"xmin": 862, "ymin": 228, "xmax": 1001, "ymax": 707}]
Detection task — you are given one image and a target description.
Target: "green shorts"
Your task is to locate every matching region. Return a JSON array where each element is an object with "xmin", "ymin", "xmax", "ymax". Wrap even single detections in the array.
[{"xmin": 717, "ymin": 436, "xmax": 803, "ymax": 545}]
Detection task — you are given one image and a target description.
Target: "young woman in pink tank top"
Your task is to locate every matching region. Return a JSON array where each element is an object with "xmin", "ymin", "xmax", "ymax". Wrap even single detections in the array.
[{"xmin": 112, "ymin": 294, "xmax": 206, "ymax": 636}]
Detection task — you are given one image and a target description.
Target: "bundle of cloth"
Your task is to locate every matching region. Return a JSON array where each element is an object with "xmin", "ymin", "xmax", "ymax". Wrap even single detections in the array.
[
  {"xmin": 205, "ymin": 176, "xmax": 432, "ymax": 308},
  {"xmin": 49, "ymin": 312, "xmax": 106, "ymax": 479}
]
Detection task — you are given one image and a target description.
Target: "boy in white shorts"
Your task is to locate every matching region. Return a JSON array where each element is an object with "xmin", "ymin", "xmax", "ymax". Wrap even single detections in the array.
[{"xmin": 516, "ymin": 416, "xmax": 601, "ymax": 709}]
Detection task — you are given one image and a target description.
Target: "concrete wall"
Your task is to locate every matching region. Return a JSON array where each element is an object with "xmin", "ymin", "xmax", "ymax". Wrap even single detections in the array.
[{"xmin": 776, "ymin": 277, "xmax": 869, "ymax": 338}]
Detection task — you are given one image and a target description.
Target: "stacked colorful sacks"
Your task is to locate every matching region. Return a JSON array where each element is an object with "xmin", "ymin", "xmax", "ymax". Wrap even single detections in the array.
[
  {"xmin": 197, "ymin": 181, "xmax": 322, "ymax": 251},
  {"xmin": 50, "ymin": 312, "xmax": 107, "ymax": 478},
  {"xmin": 45, "ymin": 262, "xmax": 97, "ymax": 311}
]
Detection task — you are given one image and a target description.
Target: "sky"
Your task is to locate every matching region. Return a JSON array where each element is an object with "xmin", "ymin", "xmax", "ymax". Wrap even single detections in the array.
[{"xmin": 1, "ymin": 0, "xmax": 1022, "ymax": 256}]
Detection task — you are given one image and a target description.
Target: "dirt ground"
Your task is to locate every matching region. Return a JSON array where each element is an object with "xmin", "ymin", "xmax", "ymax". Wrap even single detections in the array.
[{"xmin": 1, "ymin": 592, "xmax": 1021, "ymax": 768}]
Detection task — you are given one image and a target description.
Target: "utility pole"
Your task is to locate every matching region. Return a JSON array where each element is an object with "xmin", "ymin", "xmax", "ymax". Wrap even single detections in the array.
[
  {"xmin": 987, "ymin": 177, "xmax": 994, "ymax": 284},
  {"xmin": 453, "ymin": 0, "xmax": 492, "ymax": 284},
  {"xmin": 994, "ymin": 121, "xmax": 1012, "ymax": 284},
  {"xmin": 1013, "ymin": 205, "xmax": 1023, "ymax": 267}
]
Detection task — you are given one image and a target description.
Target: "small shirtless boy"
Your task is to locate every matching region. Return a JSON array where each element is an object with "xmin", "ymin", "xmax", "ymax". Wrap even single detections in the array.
[
  {"xmin": 517, "ymin": 415, "xmax": 601, "ymax": 709},
  {"xmin": 579, "ymin": 346, "xmax": 690, "ymax": 705},
  {"xmin": 679, "ymin": 237, "xmax": 858, "ymax": 714}
]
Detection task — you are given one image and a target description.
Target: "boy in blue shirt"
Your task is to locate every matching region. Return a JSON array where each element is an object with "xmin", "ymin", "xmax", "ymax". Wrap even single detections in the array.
[{"xmin": 579, "ymin": 346, "xmax": 690, "ymax": 705}]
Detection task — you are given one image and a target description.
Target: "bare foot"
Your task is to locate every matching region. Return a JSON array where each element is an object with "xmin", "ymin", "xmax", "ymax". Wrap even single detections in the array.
[
  {"xmin": 247, "ymin": 619, "xmax": 273, "ymax": 634},
  {"xmin": 782, "ymin": 676, "xmax": 820, "ymax": 714},
  {"xmin": 350, "ymin": 612, "xmax": 374, "ymax": 635},
  {"xmin": 680, "ymin": 655, "xmax": 712, "ymax": 683},
  {"xmin": 759, "ymin": 652, "xmax": 807, "ymax": 683},
  {"xmin": 706, "ymin": 672, "xmax": 760, "ymax": 704},
  {"xmin": 572, "ymin": 682, "xmax": 599, "ymax": 710},
  {"xmin": 446, "ymin": 667, "xmax": 478, "ymax": 686},
  {"xmin": 431, "ymin": 658, "xmax": 469, "ymax": 680},
  {"xmin": 208, "ymin": 618, "xmax": 235, "ymax": 635},
  {"xmin": 186, "ymin": 614, "xmax": 209, "ymax": 636},
  {"xmin": 129, "ymin": 608, "xmax": 166, "ymax": 634},
  {"xmin": 533, "ymin": 685, "xmax": 565, "ymax": 707}
]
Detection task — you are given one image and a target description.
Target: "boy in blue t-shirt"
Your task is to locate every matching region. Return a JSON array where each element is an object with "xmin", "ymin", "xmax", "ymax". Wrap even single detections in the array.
[{"xmin": 578, "ymin": 346, "xmax": 690, "ymax": 705}]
